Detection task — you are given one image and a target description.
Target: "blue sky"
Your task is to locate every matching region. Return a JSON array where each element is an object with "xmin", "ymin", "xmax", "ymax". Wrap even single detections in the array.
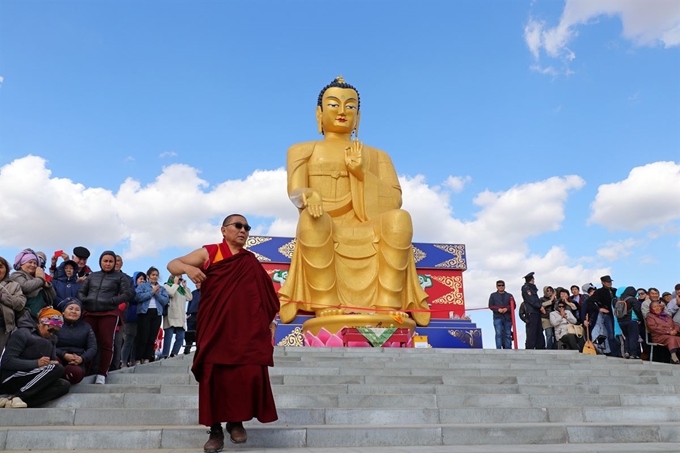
[{"xmin": 1, "ymin": 0, "xmax": 678, "ymax": 348}]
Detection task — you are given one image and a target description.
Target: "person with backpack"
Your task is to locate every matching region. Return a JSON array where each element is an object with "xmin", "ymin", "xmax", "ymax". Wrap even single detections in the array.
[
  {"xmin": 587, "ymin": 275, "xmax": 621, "ymax": 357},
  {"xmin": 615, "ymin": 286, "xmax": 643, "ymax": 359}
]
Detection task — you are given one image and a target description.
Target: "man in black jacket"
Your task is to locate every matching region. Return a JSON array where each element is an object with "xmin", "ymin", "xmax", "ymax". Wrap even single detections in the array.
[
  {"xmin": 522, "ymin": 272, "xmax": 545, "ymax": 350},
  {"xmin": 586, "ymin": 275, "xmax": 621, "ymax": 357},
  {"xmin": 77, "ymin": 251, "xmax": 135, "ymax": 384}
]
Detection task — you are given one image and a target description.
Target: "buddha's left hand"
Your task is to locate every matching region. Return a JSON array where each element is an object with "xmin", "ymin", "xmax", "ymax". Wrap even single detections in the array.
[{"xmin": 345, "ymin": 139, "xmax": 365, "ymax": 180}]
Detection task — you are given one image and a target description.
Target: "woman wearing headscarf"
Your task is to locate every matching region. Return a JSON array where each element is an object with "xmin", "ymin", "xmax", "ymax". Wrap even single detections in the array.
[
  {"xmin": 162, "ymin": 274, "xmax": 192, "ymax": 358},
  {"xmin": 0, "ymin": 307, "xmax": 71, "ymax": 408},
  {"xmin": 9, "ymin": 249, "xmax": 56, "ymax": 319},
  {"xmin": 646, "ymin": 300, "xmax": 680, "ymax": 364},
  {"xmin": 0, "ymin": 256, "xmax": 27, "ymax": 353},
  {"xmin": 55, "ymin": 298, "xmax": 97, "ymax": 384}
]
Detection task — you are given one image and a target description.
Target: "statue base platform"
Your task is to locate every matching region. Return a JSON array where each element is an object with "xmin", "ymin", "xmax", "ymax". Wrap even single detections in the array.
[
  {"xmin": 301, "ymin": 314, "xmax": 416, "ymax": 348},
  {"xmin": 275, "ymin": 315, "xmax": 483, "ymax": 348}
]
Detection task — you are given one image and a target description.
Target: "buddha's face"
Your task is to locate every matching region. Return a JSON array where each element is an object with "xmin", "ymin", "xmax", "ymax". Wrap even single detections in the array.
[{"xmin": 316, "ymin": 87, "xmax": 360, "ymax": 135}]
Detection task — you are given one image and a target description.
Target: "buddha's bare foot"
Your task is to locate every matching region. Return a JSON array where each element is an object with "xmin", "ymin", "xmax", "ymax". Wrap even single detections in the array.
[
  {"xmin": 388, "ymin": 311, "xmax": 408, "ymax": 318},
  {"xmin": 316, "ymin": 308, "xmax": 344, "ymax": 317},
  {"xmin": 279, "ymin": 302, "xmax": 299, "ymax": 324}
]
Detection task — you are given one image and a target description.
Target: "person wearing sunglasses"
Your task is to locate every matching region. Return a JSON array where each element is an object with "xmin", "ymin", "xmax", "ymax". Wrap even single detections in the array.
[
  {"xmin": 488, "ymin": 280, "xmax": 515, "ymax": 349},
  {"xmin": 167, "ymin": 214, "xmax": 280, "ymax": 451},
  {"xmin": 0, "ymin": 307, "xmax": 70, "ymax": 408}
]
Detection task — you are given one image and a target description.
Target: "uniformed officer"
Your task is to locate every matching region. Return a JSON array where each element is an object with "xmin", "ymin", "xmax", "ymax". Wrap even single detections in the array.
[{"xmin": 522, "ymin": 272, "xmax": 545, "ymax": 349}]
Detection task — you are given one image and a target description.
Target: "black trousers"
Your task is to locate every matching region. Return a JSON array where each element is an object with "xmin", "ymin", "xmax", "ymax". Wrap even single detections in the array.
[
  {"xmin": 0, "ymin": 363, "xmax": 70, "ymax": 407},
  {"xmin": 559, "ymin": 333, "xmax": 585, "ymax": 351},
  {"xmin": 136, "ymin": 308, "xmax": 162, "ymax": 361},
  {"xmin": 184, "ymin": 330, "xmax": 196, "ymax": 354},
  {"xmin": 526, "ymin": 312, "xmax": 546, "ymax": 349}
]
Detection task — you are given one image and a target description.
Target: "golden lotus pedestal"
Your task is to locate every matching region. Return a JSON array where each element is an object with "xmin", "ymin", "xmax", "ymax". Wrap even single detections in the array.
[{"xmin": 302, "ymin": 314, "xmax": 416, "ymax": 347}]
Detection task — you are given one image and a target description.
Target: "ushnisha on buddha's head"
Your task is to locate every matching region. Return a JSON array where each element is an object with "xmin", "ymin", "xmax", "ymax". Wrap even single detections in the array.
[{"xmin": 316, "ymin": 76, "xmax": 361, "ymax": 137}]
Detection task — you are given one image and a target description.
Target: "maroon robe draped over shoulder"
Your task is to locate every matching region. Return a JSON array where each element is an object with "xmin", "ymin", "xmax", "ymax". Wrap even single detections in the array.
[{"xmin": 192, "ymin": 242, "xmax": 280, "ymax": 426}]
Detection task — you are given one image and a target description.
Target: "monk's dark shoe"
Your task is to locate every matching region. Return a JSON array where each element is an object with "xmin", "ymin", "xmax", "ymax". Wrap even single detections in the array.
[
  {"xmin": 226, "ymin": 422, "xmax": 247, "ymax": 444},
  {"xmin": 203, "ymin": 427, "xmax": 224, "ymax": 453}
]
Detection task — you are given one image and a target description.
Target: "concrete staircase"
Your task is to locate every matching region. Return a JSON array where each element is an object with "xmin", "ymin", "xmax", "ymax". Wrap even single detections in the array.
[{"xmin": 1, "ymin": 348, "xmax": 680, "ymax": 452}]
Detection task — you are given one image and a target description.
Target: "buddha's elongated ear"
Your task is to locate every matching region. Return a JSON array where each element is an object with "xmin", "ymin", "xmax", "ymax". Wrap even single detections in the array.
[
  {"xmin": 353, "ymin": 111, "xmax": 361, "ymax": 138},
  {"xmin": 316, "ymin": 106, "xmax": 324, "ymax": 135}
]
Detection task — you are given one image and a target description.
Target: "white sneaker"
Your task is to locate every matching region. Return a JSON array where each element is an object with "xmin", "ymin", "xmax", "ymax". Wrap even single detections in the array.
[
  {"xmin": 9, "ymin": 397, "xmax": 27, "ymax": 408},
  {"xmin": 94, "ymin": 375, "xmax": 106, "ymax": 385},
  {"xmin": 0, "ymin": 397, "xmax": 9, "ymax": 408}
]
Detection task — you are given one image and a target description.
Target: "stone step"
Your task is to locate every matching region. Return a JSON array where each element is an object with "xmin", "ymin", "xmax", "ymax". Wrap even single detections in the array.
[
  {"xmin": 4, "ymin": 347, "xmax": 680, "ymax": 451},
  {"xmin": 42, "ymin": 390, "xmax": 680, "ymax": 410},
  {"xmin": 3, "ymin": 422, "xmax": 680, "ymax": 450},
  {"xmin": 6, "ymin": 404, "xmax": 680, "ymax": 428},
  {"xmin": 6, "ymin": 445, "xmax": 680, "ymax": 453}
]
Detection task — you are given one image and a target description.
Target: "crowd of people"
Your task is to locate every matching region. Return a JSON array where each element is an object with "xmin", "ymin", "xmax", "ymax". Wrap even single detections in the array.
[
  {"xmin": 489, "ymin": 273, "xmax": 680, "ymax": 363},
  {"xmin": 0, "ymin": 213, "xmax": 277, "ymax": 453},
  {"xmin": 0, "ymin": 246, "xmax": 201, "ymax": 407}
]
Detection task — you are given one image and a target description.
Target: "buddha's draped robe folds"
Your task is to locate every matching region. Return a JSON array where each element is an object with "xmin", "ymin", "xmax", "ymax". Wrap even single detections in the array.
[{"xmin": 279, "ymin": 141, "xmax": 430, "ymax": 325}]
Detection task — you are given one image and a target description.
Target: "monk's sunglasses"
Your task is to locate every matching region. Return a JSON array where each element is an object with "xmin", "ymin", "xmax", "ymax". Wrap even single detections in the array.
[{"xmin": 225, "ymin": 222, "xmax": 252, "ymax": 232}]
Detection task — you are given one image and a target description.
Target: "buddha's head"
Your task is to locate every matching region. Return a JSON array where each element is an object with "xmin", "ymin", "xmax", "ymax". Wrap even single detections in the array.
[{"xmin": 316, "ymin": 76, "xmax": 361, "ymax": 136}]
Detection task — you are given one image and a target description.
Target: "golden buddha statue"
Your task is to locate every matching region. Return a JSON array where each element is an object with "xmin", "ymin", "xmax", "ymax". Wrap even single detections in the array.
[{"xmin": 278, "ymin": 77, "xmax": 430, "ymax": 327}]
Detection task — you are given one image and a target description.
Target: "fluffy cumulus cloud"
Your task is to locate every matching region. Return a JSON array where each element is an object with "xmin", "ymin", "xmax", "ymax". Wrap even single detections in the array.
[
  {"xmin": 400, "ymin": 173, "xmax": 601, "ymax": 308},
  {"xmin": 597, "ymin": 238, "xmax": 642, "ymax": 261},
  {"xmin": 0, "ymin": 156, "xmax": 125, "ymax": 248},
  {"xmin": 443, "ymin": 175, "xmax": 472, "ymax": 193},
  {"xmin": 589, "ymin": 161, "xmax": 680, "ymax": 231},
  {"xmin": 525, "ymin": 0, "xmax": 680, "ymax": 73},
  {"xmin": 0, "ymin": 155, "xmax": 610, "ymax": 312},
  {"xmin": 0, "ymin": 155, "xmax": 293, "ymax": 258}
]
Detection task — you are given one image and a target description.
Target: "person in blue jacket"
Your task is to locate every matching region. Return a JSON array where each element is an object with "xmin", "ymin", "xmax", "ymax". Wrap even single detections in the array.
[
  {"xmin": 52, "ymin": 260, "xmax": 82, "ymax": 309},
  {"xmin": 121, "ymin": 271, "xmax": 145, "ymax": 367},
  {"xmin": 184, "ymin": 282, "xmax": 201, "ymax": 354},
  {"xmin": 134, "ymin": 267, "xmax": 169, "ymax": 364}
]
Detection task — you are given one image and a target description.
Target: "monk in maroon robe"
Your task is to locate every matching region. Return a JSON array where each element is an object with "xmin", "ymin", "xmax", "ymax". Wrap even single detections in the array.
[{"xmin": 168, "ymin": 214, "xmax": 279, "ymax": 453}]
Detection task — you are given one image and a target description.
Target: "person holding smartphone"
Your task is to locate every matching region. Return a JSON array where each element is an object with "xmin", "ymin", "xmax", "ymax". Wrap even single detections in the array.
[{"xmin": 161, "ymin": 274, "xmax": 192, "ymax": 359}]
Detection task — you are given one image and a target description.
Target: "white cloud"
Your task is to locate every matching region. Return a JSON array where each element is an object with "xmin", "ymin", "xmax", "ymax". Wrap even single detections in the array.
[
  {"xmin": 589, "ymin": 161, "xmax": 680, "ymax": 231},
  {"xmin": 524, "ymin": 0, "xmax": 680, "ymax": 73},
  {"xmin": 0, "ymin": 155, "xmax": 293, "ymax": 259},
  {"xmin": 0, "ymin": 155, "xmax": 605, "ymax": 314},
  {"xmin": 443, "ymin": 175, "xmax": 472, "ymax": 193},
  {"xmin": 597, "ymin": 238, "xmax": 641, "ymax": 261},
  {"xmin": 159, "ymin": 151, "xmax": 178, "ymax": 158},
  {"xmin": 530, "ymin": 64, "xmax": 559, "ymax": 77},
  {"xmin": 123, "ymin": 156, "xmax": 135, "ymax": 162},
  {"xmin": 0, "ymin": 76, "xmax": 4, "ymax": 84},
  {"xmin": 400, "ymin": 174, "xmax": 593, "ymax": 309},
  {"xmin": 0, "ymin": 155, "xmax": 124, "ymax": 248}
]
